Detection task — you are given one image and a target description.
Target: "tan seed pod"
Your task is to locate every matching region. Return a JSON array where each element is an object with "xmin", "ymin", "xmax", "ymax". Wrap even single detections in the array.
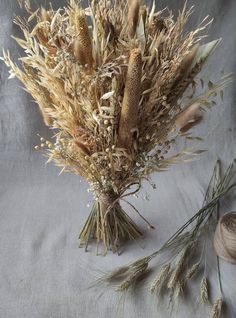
[
  {"xmin": 175, "ymin": 102, "xmax": 203, "ymax": 133},
  {"xmin": 74, "ymin": 13, "xmax": 94, "ymax": 67},
  {"xmin": 128, "ymin": 0, "xmax": 140, "ymax": 38},
  {"xmin": 118, "ymin": 48, "xmax": 142, "ymax": 149}
]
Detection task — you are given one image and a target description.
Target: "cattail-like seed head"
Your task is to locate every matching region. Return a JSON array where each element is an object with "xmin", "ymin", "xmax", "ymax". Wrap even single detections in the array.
[
  {"xmin": 118, "ymin": 48, "xmax": 142, "ymax": 149},
  {"xmin": 128, "ymin": 0, "xmax": 140, "ymax": 38},
  {"xmin": 73, "ymin": 13, "xmax": 94, "ymax": 67}
]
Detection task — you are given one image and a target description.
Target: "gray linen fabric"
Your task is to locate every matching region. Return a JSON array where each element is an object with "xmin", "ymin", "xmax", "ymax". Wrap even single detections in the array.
[{"xmin": 0, "ymin": 1, "xmax": 236, "ymax": 317}]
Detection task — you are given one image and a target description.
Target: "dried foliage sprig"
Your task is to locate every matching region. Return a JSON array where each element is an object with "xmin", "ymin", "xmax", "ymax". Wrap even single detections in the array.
[
  {"xmin": 1, "ymin": 0, "xmax": 231, "ymax": 254},
  {"xmin": 99, "ymin": 160, "xmax": 236, "ymax": 315}
]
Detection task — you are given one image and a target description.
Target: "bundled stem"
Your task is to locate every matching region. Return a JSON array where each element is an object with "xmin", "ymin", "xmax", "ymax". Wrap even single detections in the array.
[{"xmin": 79, "ymin": 195, "xmax": 143, "ymax": 255}]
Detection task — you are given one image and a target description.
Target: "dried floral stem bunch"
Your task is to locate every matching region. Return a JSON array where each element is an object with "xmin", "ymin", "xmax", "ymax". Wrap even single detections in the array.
[
  {"xmin": 99, "ymin": 160, "xmax": 236, "ymax": 316},
  {"xmin": 1, "ymin": 0, "xmax": 230, "ymax": 254}
]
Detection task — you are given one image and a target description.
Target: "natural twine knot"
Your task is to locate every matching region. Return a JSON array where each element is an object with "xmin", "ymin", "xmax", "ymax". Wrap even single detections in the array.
[
  {"xmin": 99, "ymin": 192, "xmax": 120, "ymax": 207},
  {"xmin": 214, "ymin": 212, "xmax": 236, "ymax": 264}
]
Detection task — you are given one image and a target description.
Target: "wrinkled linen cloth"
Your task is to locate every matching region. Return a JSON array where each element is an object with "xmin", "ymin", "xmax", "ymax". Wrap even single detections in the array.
[{"xmin": 0, "ymin": 0, "xmax": 236, "ymax": 317}]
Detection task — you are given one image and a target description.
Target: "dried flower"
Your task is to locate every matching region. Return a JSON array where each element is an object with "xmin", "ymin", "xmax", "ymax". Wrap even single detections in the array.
[{"xmin": 2, "ymin": 1, "xmax": 231, "ymax": 254}]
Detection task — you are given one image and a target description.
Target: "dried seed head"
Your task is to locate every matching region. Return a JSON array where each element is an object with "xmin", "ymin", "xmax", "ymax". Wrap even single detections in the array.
[
  {"xmin": 41, "ymin": 7, "xmax": 51, "ymax": 22},
  {"xmin": 73, "ymin": 139, "xmax": 91, "ymax": 156},
  {"xmin": 104, "ymin": 266, "xmax": 130, "ymax": 281},
  {"xmin": 175, "ymin": 102, "xmax": 203, "ymax": 133},
  {"xmin": 116, "ymin": 262, "xmax": 148, "ymax": 291},
  {"xmin": 200, "ymin": 277, "xmax": 209, "ymax": 304},
  {"xmin": 210, "ymin": 298, "xmax": 223, "ymax": 318},
  {"xmin": 73, "ymin": 13, "xmax": 93, "ymax": 67},
  {"xmin": 40, "ymin": 109, "xmax": 53, "ymax": 126},
  {"xmin": 149, "ymin": 264, "xmax": 171, "ymax": 294},
  {"xmin": 167, "ymin": 244, "xmax": 193, "ymax": 290},
  {"xmin": 173, "ymin": 281, "xmax": 184, "ymax": 302},
  {"xmin": 118, "ymin": 48, "xmax": 142, "ymax": 149},
  {"xmin": 128, "ymin": 0, "xmax": 140, "ymax": 38},
  {"xmin": 186, "ymin": 262, "xmax": 200, "ymax": 280}
]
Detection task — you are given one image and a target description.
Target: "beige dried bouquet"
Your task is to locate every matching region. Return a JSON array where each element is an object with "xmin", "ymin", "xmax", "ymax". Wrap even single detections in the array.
[{"xmin": 1, "ymin": 0, "xmax": 230, "ymax": 254}]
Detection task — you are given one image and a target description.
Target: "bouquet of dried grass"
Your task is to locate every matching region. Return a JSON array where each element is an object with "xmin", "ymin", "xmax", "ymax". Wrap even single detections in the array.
[
  {"xmin": 98, "ymin": 160, "xmax": 236, "ymax": 316},
  {"xmin": 1, "ymin": 0, "xmax": 231, "ymax": 254}
]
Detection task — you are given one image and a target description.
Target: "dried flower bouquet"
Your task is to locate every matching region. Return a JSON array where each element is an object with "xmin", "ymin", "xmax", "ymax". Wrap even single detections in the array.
[{"xmin": 1, "ymin": 0, "xmax": 230, "ymax": 254}]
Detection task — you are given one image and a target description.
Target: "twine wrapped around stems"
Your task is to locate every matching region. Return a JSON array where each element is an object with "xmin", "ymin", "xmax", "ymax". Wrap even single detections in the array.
[{"xmin": 214, "ymin": 212, "xmax": 236, "ymax": 264}]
